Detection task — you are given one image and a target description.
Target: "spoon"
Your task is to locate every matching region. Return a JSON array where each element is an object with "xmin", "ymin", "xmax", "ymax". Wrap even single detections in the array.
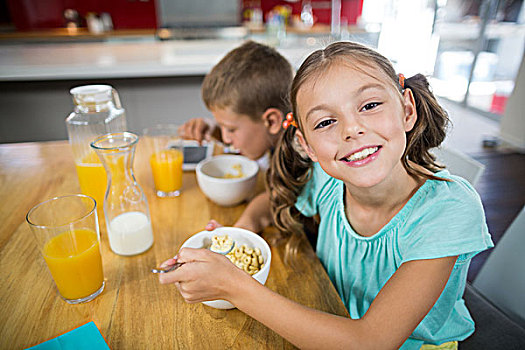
[
  {"xmin": 151, "ymin": 238, "xmax": 235, "ymax": 274},
  {"xmin": 209, "ymin": 237, "xmax": 235, "ymax": 255},
  {"xmin": 151, "ymin": 262, "xmax": 183, "ymax": 274}
]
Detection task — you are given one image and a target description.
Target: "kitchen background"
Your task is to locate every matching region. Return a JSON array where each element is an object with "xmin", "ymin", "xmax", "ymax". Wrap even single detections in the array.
[
  {"xmin": 2, "ymin": 0, "xmax": 361, "ymax": 31},
  {"xmin": 0, "ymin": 0, "xmax": 524, "ymax": 326},
  {"xmin": 0, "ymin": 0, "xmax": 523, "ymax": 147}
]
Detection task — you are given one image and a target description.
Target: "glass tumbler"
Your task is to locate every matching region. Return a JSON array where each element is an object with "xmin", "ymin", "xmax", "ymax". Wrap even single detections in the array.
[
  {"xmin": 143, "ymin": 125, "xmax": 184, "ymax": 197},
  {"xmin": 26, "ymin": 194, "xmax": 105, "ymax": 304}
]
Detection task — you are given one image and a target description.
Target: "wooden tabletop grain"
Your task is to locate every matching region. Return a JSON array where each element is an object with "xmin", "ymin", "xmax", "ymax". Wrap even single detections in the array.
[{"xmin": 0, "ymin": 140, "xmax": 348, "ymax": 349}]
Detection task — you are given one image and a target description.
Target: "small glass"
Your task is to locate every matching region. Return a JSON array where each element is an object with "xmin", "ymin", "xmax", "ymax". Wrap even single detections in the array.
[
  {"xmin": 26, "ymin": 194, "xmax": 105, "ymax": 304},
  {"xmin": 143, "ymin": 125, "xmax": 184, "ymax": 197}
]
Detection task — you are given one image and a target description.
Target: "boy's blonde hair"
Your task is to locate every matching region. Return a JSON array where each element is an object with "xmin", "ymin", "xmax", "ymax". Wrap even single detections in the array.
[{"xmin": 201, "ymin": 41, "xmax": 294, "ymax": 120}]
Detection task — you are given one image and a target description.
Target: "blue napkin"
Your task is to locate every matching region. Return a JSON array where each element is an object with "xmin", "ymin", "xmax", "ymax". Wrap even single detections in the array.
[{"xmin": 27, "ymin": 321, "xmax": 110, "ymax": 350}]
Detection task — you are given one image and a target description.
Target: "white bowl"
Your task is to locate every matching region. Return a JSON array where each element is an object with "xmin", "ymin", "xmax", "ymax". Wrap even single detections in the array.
[
  {"xmin": 180, "ymin": 227, "xmax": 271, "ymax": 309},
  {"xmin": 195, "ymin": 155, "xmax": 259, "ymax": 207}
]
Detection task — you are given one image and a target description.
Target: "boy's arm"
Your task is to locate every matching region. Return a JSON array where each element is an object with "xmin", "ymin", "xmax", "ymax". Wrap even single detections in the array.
[{"xmin": 234, "ymin": 192, "xmax": 272, "ymax": 233}]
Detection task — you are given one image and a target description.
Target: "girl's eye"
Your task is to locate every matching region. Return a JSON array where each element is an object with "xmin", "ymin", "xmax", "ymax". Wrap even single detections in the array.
[
  {"xmin": 361, "ymin": 102, "xmax": 381, "ymax": 111},
  {"xmin": 314, "ymin": 119, "xmax": 335, "ymax": 130}
]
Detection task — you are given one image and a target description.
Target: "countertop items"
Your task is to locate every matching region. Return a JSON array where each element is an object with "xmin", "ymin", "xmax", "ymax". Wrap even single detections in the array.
[{"xmin": 0, "ymin": 140, "xmax": 349, "ymax": 349}]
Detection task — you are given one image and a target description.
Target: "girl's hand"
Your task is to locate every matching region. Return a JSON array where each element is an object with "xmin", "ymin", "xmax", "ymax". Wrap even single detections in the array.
[
  {"xmin": 205, "ymin": 220, "xmax": 223, "ymax": 231},
  {"xmin": 158, "ymin": 247, "xmax": 250, "ymax": 304}
]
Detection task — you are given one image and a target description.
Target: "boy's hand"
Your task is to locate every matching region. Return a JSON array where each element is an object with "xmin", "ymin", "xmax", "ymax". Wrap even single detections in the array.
[{"xmin": 179, "ymin": 118, "xmax": 217, "ymax": 144}]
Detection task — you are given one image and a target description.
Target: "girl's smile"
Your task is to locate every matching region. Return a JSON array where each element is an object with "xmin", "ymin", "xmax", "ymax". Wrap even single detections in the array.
[{"xmin": 340, "ymin": 145, "xmax": 382, "ymax": 167}]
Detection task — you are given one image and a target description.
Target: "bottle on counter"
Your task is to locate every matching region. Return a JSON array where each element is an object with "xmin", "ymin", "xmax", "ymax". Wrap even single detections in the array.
[
  {"xmin": 65, "ymin": 85, "xmax": 127, "ymax": 217},
  {"xmin": 86, "ymin": 12, "xmax": 104, "ymax": 34},
  {"xmin": 99, "ymin": 12, "xmax": 114, "ymax": 32},
  {"xmin": 266, "ymin": 11, "xmax": 286, "ymax": 47},
  {"xmin": 91, "ymin": 132, "xmax": 154, "ymax": 256}
]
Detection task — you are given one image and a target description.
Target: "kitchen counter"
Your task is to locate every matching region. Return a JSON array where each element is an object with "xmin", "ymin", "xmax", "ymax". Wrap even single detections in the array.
[
  {"xmin": 0, "ymin": 39, "xmax": 242, "ymax": 81},
  {"xmin": 0, "ymin": 32, "xmax": 375, "ymax": 143},
  {"xmin": 0, "ymin": 34, "xmax": 333, "ymax": 82},
  {"xmin": 0, "ymin": 36, "xmax": 329, "ymax": 143},
  {"xmin": 0, "ymin": 28, "xmax": 157, "ymax": 42}
]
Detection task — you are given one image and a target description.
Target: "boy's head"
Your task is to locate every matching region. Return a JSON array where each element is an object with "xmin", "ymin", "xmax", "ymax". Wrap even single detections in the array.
[{"xmin": 201, "ymin": 41, "xmax": 294, "ymax": 160}]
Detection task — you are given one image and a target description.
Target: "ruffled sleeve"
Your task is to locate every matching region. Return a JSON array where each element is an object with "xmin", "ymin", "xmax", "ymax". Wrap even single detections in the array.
[{"xmin": 399, "ymin": 173, "xmax": 494, "ymax": 264}]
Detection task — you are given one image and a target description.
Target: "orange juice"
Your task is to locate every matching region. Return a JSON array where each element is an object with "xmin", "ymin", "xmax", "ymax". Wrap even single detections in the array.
[
  {"xmin": 43, "ymin": 229, "xmax": 104, "ymax": 300},
  {"xmin": 150, "ymin": 149, "xmax": 183, "ymax": 193},
  {"xmin": 75, "ymin": 152, "xmax": 106, "ymax": 213}
]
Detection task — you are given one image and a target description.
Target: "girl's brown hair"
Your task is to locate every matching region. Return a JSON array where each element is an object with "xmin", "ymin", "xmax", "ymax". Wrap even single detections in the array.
[{"xmin": 267, "ymin": 41, "xmax": 450, "ymax": 262}]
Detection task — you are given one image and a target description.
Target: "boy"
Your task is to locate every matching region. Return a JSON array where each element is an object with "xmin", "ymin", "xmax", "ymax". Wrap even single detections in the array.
[{"xmin": 180, "ymin": 40, "xmax": 294, "ymax": 232}]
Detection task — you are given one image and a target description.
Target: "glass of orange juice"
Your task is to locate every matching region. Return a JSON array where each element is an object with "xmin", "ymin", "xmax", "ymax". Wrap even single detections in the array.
[
  {"xmin": 143, "ymin": 125, "xmax": 184, "ymax": 197},
  {"xmin": 26, "ymin": 194, "xmax": 105, "ymax": 304}
]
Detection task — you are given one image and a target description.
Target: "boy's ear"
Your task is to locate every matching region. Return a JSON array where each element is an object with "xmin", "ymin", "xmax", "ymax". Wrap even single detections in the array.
[
  {"xmin": 295, "ymin": 130, "xmax": 318, "ymax": 162},
  {"xmin": 402, "ymin": 88, "xmax": 417, "ymax": 132},
  {"xmin": 261, "ymin": 108, "xmax": 284, "ymax": 135}
]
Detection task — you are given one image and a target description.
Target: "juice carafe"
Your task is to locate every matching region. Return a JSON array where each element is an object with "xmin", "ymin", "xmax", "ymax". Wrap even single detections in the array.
[
  {"xmin": 65, "ymin": 85, "xmax": 127, "ymax": 217},
  {"xmin": 91, "ymin": 132, "xmax": 154, "ymax": 256}
]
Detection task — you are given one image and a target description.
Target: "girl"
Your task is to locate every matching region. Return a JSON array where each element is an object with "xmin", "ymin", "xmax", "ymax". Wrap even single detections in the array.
[{"xmin": 159, "ymin": 42, "xmax": 493, "ymax": 349}]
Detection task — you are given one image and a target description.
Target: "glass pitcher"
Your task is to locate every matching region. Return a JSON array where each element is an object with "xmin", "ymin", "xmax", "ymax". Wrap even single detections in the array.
[
  {"xmin": 91, "ymin": 132, "xmax": 154, "ymax": 256},
  {"xmin": 65, "ymin": 85, "xmax": 127, "ymax": 216}
]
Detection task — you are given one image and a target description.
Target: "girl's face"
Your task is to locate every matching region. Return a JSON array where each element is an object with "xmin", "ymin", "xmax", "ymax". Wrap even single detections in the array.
[
  {"xmin": 212, "ymin": 107, "xmax": 273, "ymax": 160},
  {"xmin": 295, "ymin": 62, "xmax": 417, "ymax": 188}
]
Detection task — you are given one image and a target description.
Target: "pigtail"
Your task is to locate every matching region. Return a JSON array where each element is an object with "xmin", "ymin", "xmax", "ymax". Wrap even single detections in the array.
[
  {"xmin": 402, "ymin": 74, "xmax": 451, "ymax": 180},
  {"xmin": 267, "ymin": 125, "xmax": 313, "ymax": 265}
]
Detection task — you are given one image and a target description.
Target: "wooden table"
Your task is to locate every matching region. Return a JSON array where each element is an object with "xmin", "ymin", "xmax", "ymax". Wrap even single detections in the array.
[{"xmin": 0, "ymin": 140, "xmax": 348, "ymax": 349}]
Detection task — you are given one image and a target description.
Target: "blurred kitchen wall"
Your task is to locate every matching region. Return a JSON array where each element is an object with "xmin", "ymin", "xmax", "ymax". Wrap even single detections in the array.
[
  {"xmin": 6, "ymin": 0, "xmax": 157, "ymax": 30},
  {"xmin": 4, "ymin": 0, "xmax": 364, "ymax": 31}
]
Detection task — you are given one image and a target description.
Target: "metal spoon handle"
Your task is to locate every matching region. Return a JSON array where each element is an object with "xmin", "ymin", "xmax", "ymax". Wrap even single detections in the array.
[{"xmin": 151, "ymin": 262, "xmax": 183, "ymax": 274}]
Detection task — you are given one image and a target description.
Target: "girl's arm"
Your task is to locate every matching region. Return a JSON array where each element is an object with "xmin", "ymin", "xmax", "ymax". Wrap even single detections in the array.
[
  {"xmin": 234, "ymin": 256, "xmax": 457, "ymax": 349},
  {"xmin": 234, "ymin": 191, "xmax": 272, "ymax": 233},
  {"xmin": 162, "ymin": 249, "xmax": 456, "ymax": 349}
]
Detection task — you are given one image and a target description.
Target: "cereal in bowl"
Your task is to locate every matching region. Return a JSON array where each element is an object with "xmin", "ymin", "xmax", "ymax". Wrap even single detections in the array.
[
  {"xmin": 211, "ymin": 234, "xmax": 264, "ymax": 275},
  {"xmin": 221, "ymin": 164, "xmax": 244, "ymax": 179}
]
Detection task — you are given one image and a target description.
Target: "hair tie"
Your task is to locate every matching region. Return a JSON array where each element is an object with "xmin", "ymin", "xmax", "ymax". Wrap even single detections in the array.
[
  {"xmin": 398, "ymin": 73, "xmax": 405, "ymax": 89},
  {"xmin": 282, "ymin": 112, "xmax": 297, "ymax": 129}
]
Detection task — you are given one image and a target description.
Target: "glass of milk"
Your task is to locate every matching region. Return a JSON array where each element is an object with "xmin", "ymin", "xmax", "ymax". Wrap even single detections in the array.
[{"xmin": 91, "ymin": 132, "xmax": 154, "ymax": 256}]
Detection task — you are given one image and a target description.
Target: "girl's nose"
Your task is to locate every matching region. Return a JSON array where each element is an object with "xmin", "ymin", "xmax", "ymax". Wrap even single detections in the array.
[{"xmin": 342, "ymin": 117, "xmax": 365, "ymax": 140}]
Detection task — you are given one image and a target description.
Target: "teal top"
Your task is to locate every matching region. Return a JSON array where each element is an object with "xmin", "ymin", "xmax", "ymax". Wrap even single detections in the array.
[{"xmin": 296, "ymin": 163, "xmax": 493, "ymax": 349}]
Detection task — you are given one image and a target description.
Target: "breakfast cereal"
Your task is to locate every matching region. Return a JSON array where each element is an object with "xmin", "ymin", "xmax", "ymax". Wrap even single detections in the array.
[
  {"xmin": 210, "ymin": 234, "xmax": 264, "ymax": 275},
  {"xmin": 222, "ymin": 164, "xmax": 244, "ymax": 179}
]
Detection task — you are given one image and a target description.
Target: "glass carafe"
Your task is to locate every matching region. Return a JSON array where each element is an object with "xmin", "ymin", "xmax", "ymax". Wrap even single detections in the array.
[
  {"xmin": 66, "ymin": 85, "xmax": 127, "ymax": 216},
  {"xmin": 91, "ymin": 132, "xmax": 154, "ymax": 256}
]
